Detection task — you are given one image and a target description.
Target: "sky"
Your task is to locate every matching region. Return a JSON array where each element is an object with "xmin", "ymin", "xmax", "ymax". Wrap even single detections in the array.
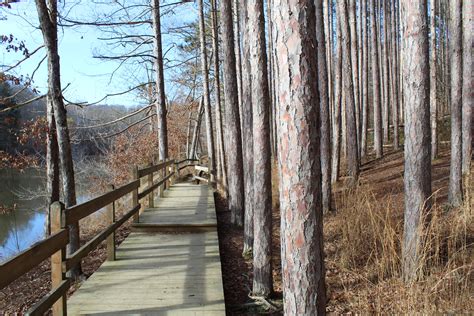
[{"xmin": 0, "ymin": 0, "xmax": 197, "ymax": 107}]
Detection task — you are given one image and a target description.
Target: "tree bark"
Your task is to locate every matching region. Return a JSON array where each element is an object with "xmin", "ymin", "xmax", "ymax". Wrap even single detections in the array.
[
  {"xmin": 210, "ymin": 0, "xmax": 227, "ymax": 194},
  {"xmin": 448, "ymin": 0, "xmax": 463, "ymax": 207},
  {"xmin": 338, "ymin": 0, "xmax": 360, "ymax": 185},
  {"xmin": 382, "ymin": 0, "xmax": 391, "ymax": 144},
  {"xmin": 197, "ymin": 0, "xmax": 216, "ymax": 183},
  {"xmin": 190, "ymin": 99, "xmax": 204, "ymax": 159},
  {"xmin": 274, "ymin": 0, "xmax": 326, "ymax": 313},
  {"xmin": 46, "ymin": 103, "xmax": 60, "ymax": 206},
  {"xmin": 220, "ymin": 0, "xmax": 245, "ymax": 226},
  {"xmin": 390, "ymin": 0, "xmax": 400, "ymax": 150},
  {"xmin": 247, "ymin": 0, "xmax": 273, "ymax": 297},
  {"xmin": 315, "ymin": 0, "xmax": 332, "ymax": 212},
  {"xmin": 240, "ymin": 0, "xmax": 255, "ymax": 255},
  {"xmin": 430, "ymin": 0, "xmax": 438, "ymax": 159},
  {"xmin": 331, "ymin": 15, "xmax": 343, "ymax": 184},
  {"xmin": 233, "ymin": 0, "xmax": 244, "ymax": 131},
  {"xmin": 400, "ymin": 0, "xmax": 432, "ymax": 282},
  {"xmin": 361, "ymin": 0, "xmax": 369, "ymax": 159},
  {"xmin": 462, "ymin": 0, "xmax": 472, "ymax": 177},
  {"xmin": 348, "ymin": 0, "xmax": 360, "ymax": 150},
  {"xmin": 35, "ymin": 0, "xmax": 80, "ymax": 278},
  {"xmin": 151, "ymin": 0, "xmax": 168, "ymax": 162},
  {"xmin": 371, "ymin": 0, "xmax": 383, "ymax": 158}
]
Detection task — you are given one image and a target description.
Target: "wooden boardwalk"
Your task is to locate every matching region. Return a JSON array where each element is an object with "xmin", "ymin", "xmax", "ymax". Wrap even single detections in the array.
[{"xmin": 67, "ymin": 183, "xmax": 226, "ymax": 315}]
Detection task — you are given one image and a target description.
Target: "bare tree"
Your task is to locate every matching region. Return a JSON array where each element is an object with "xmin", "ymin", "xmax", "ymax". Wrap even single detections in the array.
[
  {"xmin": 400, "ymin": 0, "xmax": 431, "ymax": 282},
  {"xmin": 240, "ymin": 0, "xmax": 255, "ymax": 256},
  {"xmin": 220, "ymin": 0, "xmax": 245, "ymax": 226},
  {"xmin": 338, "ymin": 0, "xmax": 360, "ymax": 185},
  {"xmin": 151, "ymin": 0, "xmax": 168, "ymax": 162},
  {"xmin": 430, "ymin": 0, "xmax": 438, "ymax": 159},
  {"xmin": 197, "ymin": 0, "xmax": 216, "ymax": 183},
  {"xmin": 210, "ymin": 0, "xmax": 227, "ymax": 193},
  {"xmin": 448, "ymin": 0, "xmax": 463, "ymax": 207},
  {"xmin": 331, "ymin": 12, "xmax": 343, "ymax": 184},
  {"xmin": 247, "ymin": 0, "xmax": 273, "ymax": 297},
  {"xmin": 35, "ymin": 0, "xmax": 80, "ymax": 277},
  {"xmin": 462, "ymin": 0, "xmax": 472, "ymax": 178},
  {"xmin": 371, "ymin": 0, "xmax": 383, "ymax": 158},
  {"xmin": 361, "ymin": 0, "xmax": 369, "ymax": 159},
  {"xmin": 274, "ymin": 0, "xmax": 326, "ymax": 313},
  {"xmin": 315, "ymin": 0, "xmax": 332, "ymax": 212}
]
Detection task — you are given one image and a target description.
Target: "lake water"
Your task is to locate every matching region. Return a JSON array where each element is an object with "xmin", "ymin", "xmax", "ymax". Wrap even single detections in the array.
[{"xmin": 0, "ymin": 168, "xmax": 94, "ymax": 263}]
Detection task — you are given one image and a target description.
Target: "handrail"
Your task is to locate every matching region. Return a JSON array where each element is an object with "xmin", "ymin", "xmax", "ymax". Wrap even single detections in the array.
[
  {"xmin": 0, "ymin": 229, "xmax": 69, "ymax": 289},
  {"xmin": 1, "ymin": 154, "xmax": 187, "ymax": 315},
  {"xmin": 65, "ymin": 180, "xmax": 140, "ymax": 225}
]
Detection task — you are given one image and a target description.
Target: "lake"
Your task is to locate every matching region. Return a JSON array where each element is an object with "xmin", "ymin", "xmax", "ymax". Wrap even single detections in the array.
[{"xmin": 0, "ymin": 168, "xmax": 95, "ymax": 263}]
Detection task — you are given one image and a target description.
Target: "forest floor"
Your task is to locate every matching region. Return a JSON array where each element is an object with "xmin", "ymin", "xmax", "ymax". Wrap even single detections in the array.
[{"xmin": 217, "ymin": 146, "xmax": 473, "ymax": 315}]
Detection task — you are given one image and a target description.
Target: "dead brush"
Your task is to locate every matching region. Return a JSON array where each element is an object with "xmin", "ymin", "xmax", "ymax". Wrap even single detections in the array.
[{"xmin": 333, "ymin": 182, "xmax": 473, "ymax": 313}]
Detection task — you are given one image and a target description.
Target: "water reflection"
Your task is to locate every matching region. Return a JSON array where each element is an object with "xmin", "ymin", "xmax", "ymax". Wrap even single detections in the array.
[{"xmin": 0, "ymin": 167, "xmax": 106, "ymax": 263}]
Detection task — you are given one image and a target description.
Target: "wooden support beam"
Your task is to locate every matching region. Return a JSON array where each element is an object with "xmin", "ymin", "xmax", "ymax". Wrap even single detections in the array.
[
  {"xmin": 51, "ymin": 202, "xmax": 67, "ymax": 316},
  {"xmin": 132, "ymin": 166, "xmax": 139, "ymax": 223},
  {"xmin": 106, "ymin": 184, "xmax": 116, "ymax": 261}
]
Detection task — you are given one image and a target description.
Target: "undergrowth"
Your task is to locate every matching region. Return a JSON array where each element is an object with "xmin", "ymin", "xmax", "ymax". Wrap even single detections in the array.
[{"xmin": 331, "ymin": 180, "xmax": 473, "ymax": 313}]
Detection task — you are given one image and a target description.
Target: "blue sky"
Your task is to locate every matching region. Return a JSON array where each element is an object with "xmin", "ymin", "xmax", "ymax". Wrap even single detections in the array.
[{"xmin": 0, "ymin": 0, "xmax": 197, "ymax": 107}]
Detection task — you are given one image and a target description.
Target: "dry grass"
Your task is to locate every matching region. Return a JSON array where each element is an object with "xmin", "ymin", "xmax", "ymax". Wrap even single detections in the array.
[{"xmin": 327, "ymin": 180, "xmax": 473, "ymax": 313}]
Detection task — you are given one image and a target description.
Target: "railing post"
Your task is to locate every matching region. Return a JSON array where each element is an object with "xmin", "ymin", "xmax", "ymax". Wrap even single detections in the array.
[
  {"xmin": 147, "ymin": 160, "xmax": 154, "ymax": 208},
  {"xmin": 50, "ymin": 202, "xmax": 67, "ymax": 316},
  {"xmin": 174, "ymin": 161, "xmax": 180, "ymax": 183},
  {"xmin": 106, "ymin": 184, "xmax": 116, "ymax": 261},
  {"xmin": 131, "ymin": 165, "xmax": 139, "ymax": 223},
  {"xmin": 163, "ymin": 159, "xmax": 169, "ymax": 191}
]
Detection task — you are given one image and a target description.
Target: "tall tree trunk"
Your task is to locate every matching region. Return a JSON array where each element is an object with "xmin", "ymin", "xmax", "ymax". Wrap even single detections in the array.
[
  {"xmin": 315, "ymin": 0, "xmax": 332, "ymax": 212},
  {"xmin": 338, "ymin": 0, "xmax": 360, "ymax": 185},
  {"xmin": 390, "ymin": 0, "xmax": 400, "ymax": 150},
  {"xmin": 210, "ymin": 0, "xmax": 227, "ymax": 194},
  {"xmin": 462, "ymin": 0, "xmax": 472, "ymax": 177},
  {"xmin": 234, "ymin": 0, "xmax": 244, "ymax": 131},
  {"xmin": 35, "ymin": 0, "xmax": 80, "ymax": 278},
  {"xmin": 382, "ymin": 0, "xmax": 391, "ymax": 144},
  {"xmin": 361, "ymin": 0, "xmax": 369, "ymax": 159},
  {"xmin": 191, "ymin": 99, "xmax": 204, "ymax": 159},
  {"xmin": 400, "ymin": 0, "xmax": 431, "ymax": 282},
  {"xmin": 348, "ymin": 0, "xmax": 360, "ymax": 151},
  {"xmin": 247, "ymin": 0, "xmax": 273, "ymax": 297},
  {"xmin": 151, "ymin": 0, "xmax": 168, "ymax": 162},
  {"xmin": 186, "ymin": 111, "xmax": 192, "ymax": 158},
  {"xmin": 331, "ymin": 20, "xmax": 343, "ymax": 184},
  {"xmin": 197, "ymin": 0, "xmax": 216, "ymax": 183},
  {"xmin": 240, "ymin": 0, "xmax": 255, "ymax": 255},
  {"xmin": 448, "ymin": 0, "xmax": 463, "ymax": 207},
  {"xmin": 430, "ymin": 0, "xmax": 438, "ymax": 159},
  {"xmin": 46, "ymin": 102, "xmax": 59, "ymax": 235},
  {"xmin": 46, "ymin": 104, "xmax": 60, "ymax": 206},
  {"xmin": 220, "ymin": 0, "xmax": 245, "ymax": 226},
  {"xmin": 371, "ymin": 0, "xmax": 383, "ymax": 158},
  {"xmin": 274, "ymin": 1, "xmax": 326, "ymax": 313}
]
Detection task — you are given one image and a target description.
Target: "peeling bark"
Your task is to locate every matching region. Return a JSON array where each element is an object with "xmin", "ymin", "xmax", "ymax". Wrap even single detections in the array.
[
  {"xmin": 315, "ymin": 0, "xmax": 332, "ymax": 212},
  {"xmin": 274, "ymin": 0, "xmax": 326, "ymax": 313},
  {"xmin": 197, "ymin": 0, "xmax": 216, "ymax": 183},
  {"xmin": 240, "ymin": 0, "xmax": 255, "ymax": 255},
  {"xmin": 400, "ymin": 0, "xmax": 432, "ymax": 282},
  {"xmin": 448, "ymin": 0, "xmax": 463, "ymax": 207},
  {"xmin": 220, "ymin": 0, "xmax": 245, "ymax": 226},
  {"xmin": 462, "ymin": 0, "xmax": 472, "ymax": 177},
  {"xmin": 247, "ymin": 0, "xmax": 273, "ymax": 297},
  {"xmin": 371, "ymin": 0, "xmax": 383, "ymax": 158}
]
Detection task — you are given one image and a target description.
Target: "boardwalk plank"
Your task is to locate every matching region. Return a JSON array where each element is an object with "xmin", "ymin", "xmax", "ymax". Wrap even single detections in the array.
[{"xmin": 67, "ymin": 183, "xmax": 225, "ymax": 315}]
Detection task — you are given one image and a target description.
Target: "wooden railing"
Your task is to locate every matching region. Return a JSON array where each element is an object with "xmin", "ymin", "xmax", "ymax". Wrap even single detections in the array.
[{"xmin": 0, "ymin": 157, "xmax": 198, "ymax": 315}]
